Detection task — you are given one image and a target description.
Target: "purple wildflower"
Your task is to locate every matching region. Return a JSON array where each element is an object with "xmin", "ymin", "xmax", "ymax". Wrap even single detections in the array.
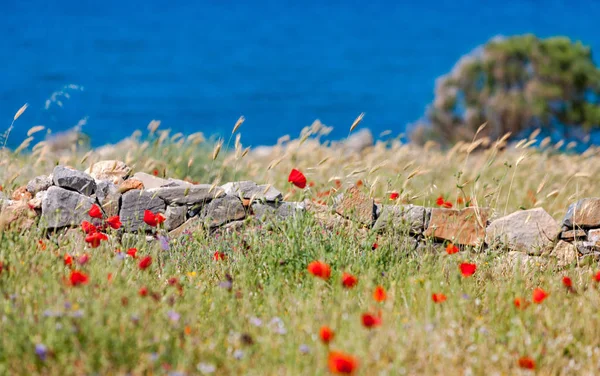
[
  {"xmin": 167, "ymin": 310, "xmax": 180, "ymax": 322},
  {"xmin": 35, "ymin": 344, "xmax": 48, "ymax": 361},
  {"xmin": 158, "ymin": 235, "xmax": 171, "ymax": 251}
]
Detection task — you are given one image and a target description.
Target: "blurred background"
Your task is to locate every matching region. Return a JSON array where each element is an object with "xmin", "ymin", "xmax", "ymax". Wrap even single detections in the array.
[{"xmin": 0, "ymin": 0, "xmax": 598, "ymax": 148}]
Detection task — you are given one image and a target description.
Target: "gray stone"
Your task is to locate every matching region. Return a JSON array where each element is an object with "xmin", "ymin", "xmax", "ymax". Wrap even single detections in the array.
[
  {"xmin": 119, "ymin": 190, "xmax": 166, "ymax": 232},
  {"xmin": 147, "ymin": 185, "xmax": 225, "ymax": 205},
  {"xmin": 563, "ymin": 198, "xmax": 600, "ymax": 228},
  {"xmin": 52, "ymin": 166, "xmax": 96, "ymax": 196},
  {"xmin": 95, "ymin": 180, "xmax": 121, "ymax": 217},
  {"xmin": 28, "ymin": 191, "xmax": 46, "ymax": 210},
  {"xmin": 163, "ymin": 178, "xmax": 193, "ymax": 187},
  {"xmin": 221, "ymin": 181, "xmax": 283, "ymax": 202},
  {"xmin": 373, "ymin": 204, "xmax": 428, "ymax": 234},
  {"xmin": 26, "ymin": 175, "xmax": 53, "ymax": 195},
  {"xmin": 485, "ymin": 208, "xmax": 559, "ymax": 254},
  {"xmin": 576, "ymin": 241, "xmax": 598, "ymax": 255},
  {"xmin": 41, "ymin": 186, "xmax": 96, "ymax": 229},
  {"xmin": 333, "ymin": 186, "xmax": 375, "ymax": 226},
  {"xmin": 165, "ymin": 205, "xmax": 186, "ymax": 230},
  {"xmin": 552, "ymin": 240, "xmax": 578, "ymax": 268},
  {"xmin": 587, "ymin": 229, "xmax": 600, "ymax": 244},
  {"xmin": 130, "ymin": 172, "xmax": 170, "ymax": 190},
  {"xmin": 252, "ymin": 202, "xmax": 304, "ymax": 220},
  {"xmin": 201, "ymin": 195, "xmax": 246, "ymax": 228}
]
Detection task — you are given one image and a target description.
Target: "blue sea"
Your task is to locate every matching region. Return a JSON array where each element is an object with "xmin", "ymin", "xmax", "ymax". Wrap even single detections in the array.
[{"xmin": 1, "ymin": 0, "xmax": 599, "ymax": 148}]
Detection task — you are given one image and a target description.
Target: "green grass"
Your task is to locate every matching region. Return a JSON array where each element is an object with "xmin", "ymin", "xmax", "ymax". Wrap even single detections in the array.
[{"xmin": 1, "ymin": 122, "xmax": 600, "ymax": 374}]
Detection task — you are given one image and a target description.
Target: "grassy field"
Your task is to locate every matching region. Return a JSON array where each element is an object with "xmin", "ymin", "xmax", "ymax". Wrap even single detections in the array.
[{"xmin": 1, "ymin": 119, "xmax": 600, "ymax": 375}]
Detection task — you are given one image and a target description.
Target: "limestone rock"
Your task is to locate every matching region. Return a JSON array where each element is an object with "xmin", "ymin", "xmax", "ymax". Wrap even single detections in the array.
[
  {"xmin": 11, "ymin": 186, "xmax": 32, "ymax": 201},
  {"xmin": 119, "ymin": 190, "xmax": 166, "ymax": 232},
  {"xmin": 251, "ymin": 202, "xmax": 304, "ymax": 221},
  {"xmin": 485, "ymin": 208, "xmax": 559, "ymax": 254},
  {"xmin": 561, "ymin": 229, "xmax": 586, "ymax": 241},
  {"xmin": 85, "ymin": 160, "xmax": 131, "ymax": 184},
  {"xmin": 587, "ymin": 229, "xmax": 600, "ymax": 244},
  {"xmin": 165, "ymin": 205, "xmax": 186, "ymax": 231},
  {"xmin": 147, "ymin": 185, "xmax": 225, "ymax": 205},
  {"xmin": 551, "ymin": 240, "xmax": 578, "ymax": 268},
  {"xmin": 201, "ymin": 195, "xmax": 246, "ymax": 228},
  {"xmin": 563, "ymin": 198, "xmax": 600, "ymax": 228},
  {"xmin": 52, "ymin": 166, "xmax": 96, "ymax": 196},
  {"xmin": 0, "ymin": 200, "xmax": 36, "ymax": 231},
  {"xmin": 334, "ymin": 186, "xmax": 375, "ymax": 226},
  {"xmin": 130, "ymin": 172, "xmax": 170, "ymax": 190},
  {"xmin": 26, "ymin": 175, "xmax": 53, "ymax": 195},
  {"xmin": 95, "ymin": 180, "xmax": 121, "ymax": 217},
  {"xmin": 221, "ymin": 181, "xmax": 283, "ymax": 202},
  {"xmin": 424, "ymin": 207, "xmax": 489, "ymax": 246},
  {"xmin": 28, "ymin": 191, "xmax": 46, "ymax": 211},
  {"xmin": 373, "ymin": 204, "xmax": 428, "ymax": 234},
  {"xmin": 118, "ymin": 178, "xmax": 144, "ymax": 194},
  {"xmin": 41, "ymin": 186, "xmax": 96, "ymax": 229}
]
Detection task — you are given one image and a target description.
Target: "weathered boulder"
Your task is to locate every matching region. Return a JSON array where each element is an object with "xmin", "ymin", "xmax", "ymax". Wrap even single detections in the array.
[
  {"xmin": 130, "ymin": 172, "xmax": 170, "ymax": 190},
  {"xmin": 251, "ymin": 202, "xmax": 304, "ymax": 220},
  {"xmin": 334, "ymin": 186, "xmax": 375, "ymax": 226},
  {"xmin": 28, "ymin": 191, "xmax": 46, "ymax": 211},
  {"xmin": 201, "ymin": 195, "xmax": 246, "ymax": 228},
  {"xmin": 165, "ymin": 205, "xmax": 186, "ymax": 231},
  {"xmin": 95, "ymin": 180, "xmax": 121, "ymax": 217},
  {"xmin": 551, "ymin": 240, "xmax": 578, "ymax": 267},
  {"xmin": 41, "ymin": 186, "xmax": 95, "ymax": 229},
  {"xmin": 26, "ymin": 175, "xmax": 53, "ymax": 195},
  {"xmin": 373, "ymin": 205, "xmax": 428, "ymax": 234},
  {"xmin": 84, "ymin": 160, "xmax": 131, "ymax": 184},
  {"xmin": 563, "ymin": 198, "xmax": 600, "ymax": 228},
  {"xmin": 52, "ymin": 166, "xmax": 96, "ymax": 196},
  {"xmin": 424, "ymin": 207, "xmax": 489, "ymax": 246},
  {"xmin": 147, "ymin": 185, "xmax": 225, "ymax": 205},
  {"xmin": 0, "ymin": 200, "xmax": 36, "ymax": 231},
  {"xmin": 221, "ymin": 181, "xmax": 283, "ymax": 202},
  {"xmin": 119, "ymin": 190, "xmax": 166, "ymax": 232},
  {"xmin": 485, "ymin": 208, "xmax": 559, "ymax": 254}
]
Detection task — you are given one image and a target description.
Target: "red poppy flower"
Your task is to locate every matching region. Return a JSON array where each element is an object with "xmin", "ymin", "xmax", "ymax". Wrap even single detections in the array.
[
  {"xmin": 307, "ymin": 261, "xmax": 331, "ymax": 280},
  {"xmin": 69, "ymin": 270, "xmax": 89, "ymax": 286},
  {"xmin": 126, "ymin": 248, "xmax": 138, "ymax": 259},
  {"xmin": 168, "ymin": 277, "xmax": 178, "ymax": 286},
  {"xmin": 457, "ymin": 197, "xmax": 464, "ymax": 205},
  {"xmin": 436, "ymin": 196, "xmax": 445, "ymax": 206},
  {"xmin": 593, "ymin": 271, "xmax": 600, "ymax": 282},
  {"xmin": 107, "ymin": 273, "xmax": 113, "ymax": 282},
  {"xmin": 85, "ymin": 232, "xmax": 108, "ymax": 248},
  {"xmin": 442, "ymin": 201, "xmax": 453, "ymax": 208},
  {"xmin": 373, "ymin": 286, "xmax": 387, "ymax": 302},
  {"xmin": 106, "ymin": 215, "xmax": 122, "ymax": 230},
  {"xmin": 432, "ymin": 293, "xmax": 447, "ymax": 303},
  {"xmin": 288, "ymin": 168, "xmax": 307, "ymax": 189},
  {"xmin": 361, "ymin": 312, "xmax": 382, "ymax": 328},
  {"xmin": 38, "ymin": 240, "xmax": 46, "ymax": 250},
  {"xmin": 319, "ymin": 326, "xmax": 335, "ymax": 344},
  {"xmin": 562, "ymin": 276, "xmax": 572, "ymax": 288},
  {"xmin": 459, "ymin": 263, "xmax": 477, "ymax": 277},
  {"xmin": 81, "ymin": 220, "xmax": 97, "ymax": 234},
  {"xmin": 389, "ymin": 192, "xmax": 399, "ymax": 200},
  {"xmin": 152, "ymin": 169, "xmax": 159, "ymax": 176},
  {"xmin": 64, "ymin": 254, "xmax": 73, "ymax": 266},
  {"xmin": 213, "ymin": 251, "xmax": 226, "ymax": 261},
  {"xmin": 518, "ymin": 356, "xmax": 535, "ymax": 370},
  {"xmin": 371, "ymin": 242, "xmax": 378, "ymax": 250},
  {"xmin": 139, "ymin": 286, "xmax": 148, "ymax": 297},
  {"xmin": 88, "ymin": 204, "xmax": 103, "ymax": 219},
  {"xmin": 138, "ymin": 256, "xmax": 152, "ymax": 270},
  {"xmin": 328, "ymin": 351, "xmax": 358, "ymax": 374},
  {"xmin": 446, "ymin": 243, "xmax": 459, "ymax": 255},
  {"xmin": 143, "ymin": 210, "xmax": 164, "ymax": 227},
  {"xmin": 341, "ymin": 272, "xmax": 358, "ymax": 288},
  {"xmin": 532, "ymin": 288, "xmax": 549, "ymax": 304},
  {"xmin": 78, "ymin": 254, "xmax": 90, "ymax": 265}
]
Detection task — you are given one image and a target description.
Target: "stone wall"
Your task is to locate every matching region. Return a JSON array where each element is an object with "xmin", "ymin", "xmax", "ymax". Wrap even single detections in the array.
[{"xmin": 1, "ymin": 160, "xmax": 596, "ymax": 267}]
